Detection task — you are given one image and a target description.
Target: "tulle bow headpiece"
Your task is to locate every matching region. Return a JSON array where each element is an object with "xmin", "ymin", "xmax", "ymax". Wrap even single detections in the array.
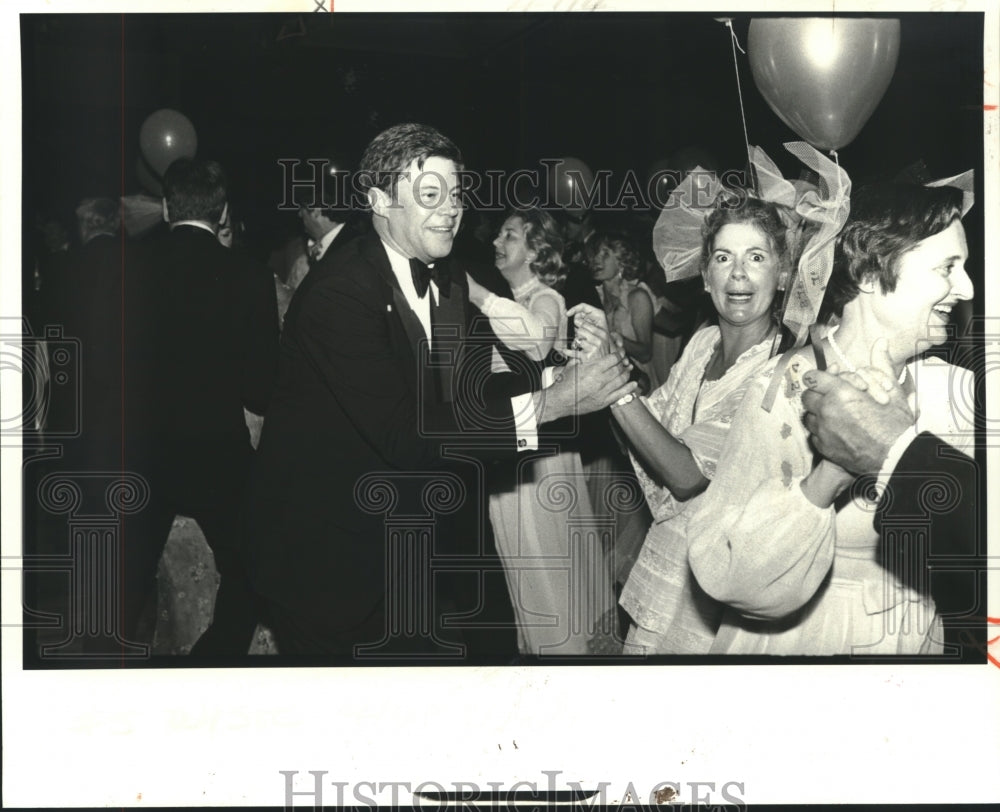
[{"xmin": 652, "ymin": 141, "xmax": 852, "ymax": 349}]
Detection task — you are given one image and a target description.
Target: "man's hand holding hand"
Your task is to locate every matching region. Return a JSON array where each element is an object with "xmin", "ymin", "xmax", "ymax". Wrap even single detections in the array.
[
  {"xmin": 536, "ymin": 352, "xmax": 637, "ymax": 425},
  {"xmin": 802, "ymin": 338, "xmax": 916, "ymax": 474}
]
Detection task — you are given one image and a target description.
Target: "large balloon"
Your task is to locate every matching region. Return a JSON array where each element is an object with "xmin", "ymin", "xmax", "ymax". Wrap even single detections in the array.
[
  {"xmin": 748, "ymin": 18, "xmax": 900, "ymax": 151},
  {"xmin": 548, "ymin": 157, "xmax": 595, "ymax": 215},
  {"xmin": 139, "ymin": 108, "xmax": 198, "ymax": 176}
]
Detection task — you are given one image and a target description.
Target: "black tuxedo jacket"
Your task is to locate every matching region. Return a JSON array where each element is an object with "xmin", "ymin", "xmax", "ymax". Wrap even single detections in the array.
[
  {"xmin": 875, "ymin": 431, "xmax": 982, "ymax": 654},
  {"xmin": 249, "ymin": 230, "xmax": 538, "ymax": 630},
  {"xmin": 136, "ymin": 226, "xmax": 279, "ymax": 481},
  {"xmin": 283, "ymin": 219, "xmax": 364, "ymax": 312}
]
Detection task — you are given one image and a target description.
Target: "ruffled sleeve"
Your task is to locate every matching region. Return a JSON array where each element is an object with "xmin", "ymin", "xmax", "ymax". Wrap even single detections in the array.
[
  {"xmin": 481, "ymin": 287, "xmax": 564, "ymax": 362},
  {"xmin": 628, "ymin": 327, "xmax": 717, "ymax": 521},
  {"xmin": 687, "ymin": 356, "xmax": 836, "ymax": 620}
]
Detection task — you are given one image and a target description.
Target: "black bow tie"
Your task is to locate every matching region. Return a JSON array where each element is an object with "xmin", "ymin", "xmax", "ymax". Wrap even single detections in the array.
[{"xmin": 409, "ymin": 257, "xmax": 451, "ymax": 299}]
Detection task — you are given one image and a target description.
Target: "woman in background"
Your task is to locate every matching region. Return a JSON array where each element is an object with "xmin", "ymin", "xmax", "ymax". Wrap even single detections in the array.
[
  {"xmin": 588, "ymin": 231, "xmax": 661, "ymax": 393},
  {"xmin": 467, "ymin": 208, "xmax": 618, "ymax": 655}
]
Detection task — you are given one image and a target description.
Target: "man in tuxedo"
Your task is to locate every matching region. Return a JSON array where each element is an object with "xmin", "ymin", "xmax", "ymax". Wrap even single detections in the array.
[
  {"xmin": 118, "ymin": 158, "xmax": 279, "ymax": 657},
  {"xmin": 248, "ymin": 123, "xmax": 633, "ymax": 658},
  {"xmin": 286, "ymin": 205, "xmax": 362, "ymax": 301},
  {"xmin": 274, "ymin": 159, "xmax": 366, "ymax": 325},
  {"xmin": 802, "ymin": 349, "xmax": 982, "ymax": 656}
]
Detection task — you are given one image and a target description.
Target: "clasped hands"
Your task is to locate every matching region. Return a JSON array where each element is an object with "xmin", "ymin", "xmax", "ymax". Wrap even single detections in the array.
[
  {"xmin": 533, "ymin": 303, "xmax": 636, "ymax": 421},
  {"xmin": 564, "ymin": 302, "xmax": 618, "ymax": 360},
  {"xmin": 802, "ymin": 337, "xmax": 918, "ymax": 475}
]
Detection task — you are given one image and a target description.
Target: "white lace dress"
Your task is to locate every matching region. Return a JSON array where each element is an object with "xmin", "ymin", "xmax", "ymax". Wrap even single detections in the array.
[
  {"xmin": 620, "ymin": 326, "xmax": 774, "ymax": 654},
  {"xmin": 482, "ymin": 276, "xmax": 617, "ymax": 655},
  {"xmin": 686, "ymin": 351, "xmax": 974, "ymax": 655}
]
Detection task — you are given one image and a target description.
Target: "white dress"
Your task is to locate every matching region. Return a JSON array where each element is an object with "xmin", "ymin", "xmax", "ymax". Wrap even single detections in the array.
[
  {"xmin": 482, "ymin": 276, "xmax": 617, "ymax": 655},
  {"xmin": 687, "ymin": 351, "xmax": 974, "ymax": 655},
  {"xmin": 620, "ymin": 326, "xmax": 774, "ymax": 654}
]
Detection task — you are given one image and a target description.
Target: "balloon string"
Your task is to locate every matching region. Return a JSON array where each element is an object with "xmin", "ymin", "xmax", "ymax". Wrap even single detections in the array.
[
  {"xmin": 830, "ymin": 149, "xmax": 842, "ymax": 199},
  {"xmin": 726, "ymin": 20, "xmax": 755, "ymax": 195}
]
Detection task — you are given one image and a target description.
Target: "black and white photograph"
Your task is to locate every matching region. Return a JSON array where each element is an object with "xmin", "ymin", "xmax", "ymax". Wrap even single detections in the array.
[{"xmin": 3, "ymin": 0, "xmax": 998, "ymax": 807}]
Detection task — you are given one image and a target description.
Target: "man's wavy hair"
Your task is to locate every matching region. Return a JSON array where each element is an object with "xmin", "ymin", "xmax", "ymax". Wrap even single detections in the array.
[
  {"xmin": 357, "ymin": 123, "xmax": 463, "ymax": 202},
  {"xmin": 819, "ymin": 182, "xmax": 964, "ymax": 322},
  {"xmin": 162, "ymin": 158, "xmax": 227, "ymax": 224}
]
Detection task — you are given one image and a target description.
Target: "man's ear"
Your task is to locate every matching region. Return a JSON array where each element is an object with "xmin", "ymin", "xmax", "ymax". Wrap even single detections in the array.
[
  {"xmin": 161, "ymin": 198, "xmax": 170, "ymax": 223},
  {"xmin": 368, "ymin": 187, "xmax": 389, "ymax": 218}
]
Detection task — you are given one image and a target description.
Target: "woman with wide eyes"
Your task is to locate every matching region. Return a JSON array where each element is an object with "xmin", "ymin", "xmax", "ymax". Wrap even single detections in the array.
[
  {"xmin": 467, "ymin": 207, "xmax": 618, "ymax": 656},
  {"xmin": 574, "ymin": 196, "xmax": 793, "ymax": 655},
  {"xmin": 686, "ymin": 182, "xmax": 975, "ymax": 655}
]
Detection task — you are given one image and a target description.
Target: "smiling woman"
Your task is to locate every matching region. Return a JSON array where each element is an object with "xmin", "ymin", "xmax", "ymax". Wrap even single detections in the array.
[
  {"xmin": 686, "ymin": 180, "xmax": 976, "ymax": 656},
  {"xmin": 467, "ymin": 207, "xmax": 620, "ymax": 656}
]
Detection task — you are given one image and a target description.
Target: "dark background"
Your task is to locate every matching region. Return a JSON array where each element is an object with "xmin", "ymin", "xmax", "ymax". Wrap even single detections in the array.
[{"xmin": 20, "ymin": 12, "xmax": 985, "ymax": 254}]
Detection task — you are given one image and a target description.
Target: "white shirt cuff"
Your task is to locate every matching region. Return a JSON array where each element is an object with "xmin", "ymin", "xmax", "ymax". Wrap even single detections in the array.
[
  {"xmin": 874, "ymin": 425, "xmax": 920, "ymax": 499},
  {"xmin": 511, "ymin": 392, "xmax": 538, "ymax": 451},
  {"xmin": 541, "ymin": 365, "xmax": 559, "ymax": 389}
]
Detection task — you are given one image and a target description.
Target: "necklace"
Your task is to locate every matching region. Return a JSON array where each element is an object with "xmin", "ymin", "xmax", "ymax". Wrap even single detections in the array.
[{"xmin": 826, "ymin": 325, "xmax": 906, "ymax": 385}]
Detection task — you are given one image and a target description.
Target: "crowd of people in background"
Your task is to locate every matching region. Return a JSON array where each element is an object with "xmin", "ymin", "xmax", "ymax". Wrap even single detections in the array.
[{"xmin": 24, "ymin": 121, "xmax": 982, "ymax": 662}]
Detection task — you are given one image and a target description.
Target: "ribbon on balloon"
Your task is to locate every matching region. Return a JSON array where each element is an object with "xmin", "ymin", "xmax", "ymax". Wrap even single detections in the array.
[
  {"xmin": 651, "ymin": 141, "xmax": 851, "ymax": 349},
  {"xmin": 753, "ymin": 142, "xmax": 851, "ymax": 347}
]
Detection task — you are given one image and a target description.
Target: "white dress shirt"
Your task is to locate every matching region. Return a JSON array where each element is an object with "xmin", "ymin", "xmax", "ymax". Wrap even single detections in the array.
[
  {"xmin": 381, "ymin": 238, "xmax": 438, "ymax": 346},
  {"xmin": 170, "ymin": 220, "xmax": 217, "ymax": 236},
  {"xmin": 379, "ymin": 238, "xmax": 538, "ymax": 450}
]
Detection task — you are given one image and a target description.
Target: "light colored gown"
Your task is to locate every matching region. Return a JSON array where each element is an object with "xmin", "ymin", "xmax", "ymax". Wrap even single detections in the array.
[
  {"xmin": 620, "ymin": 326, "xmax": 774, "ymax": 654},
  {"xmin": 687, "ymin": 351, "xmax": 974, "ymax": 655},
  {"xmin": 482, "ymin": 276, "xmax": 618, "ymax": 655}
]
